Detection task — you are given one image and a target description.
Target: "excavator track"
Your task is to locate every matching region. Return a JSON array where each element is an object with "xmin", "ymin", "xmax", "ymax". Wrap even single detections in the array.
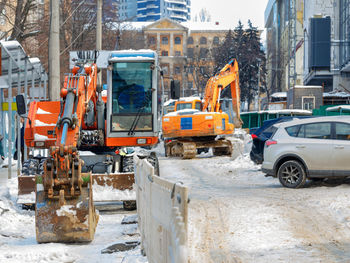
[
  {"xmin": 165, "ymin": 138, "xmax": 232, "ymax": 159},
  {"xmin": 182, "ymin": 142, "xmax": 197, "ymax": 159}
]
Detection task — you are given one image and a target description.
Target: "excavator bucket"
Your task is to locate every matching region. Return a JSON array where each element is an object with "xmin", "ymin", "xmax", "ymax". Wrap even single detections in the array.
[{"xmin": 35, "ymin": 174, "xmax": 99, "ymax": 243}]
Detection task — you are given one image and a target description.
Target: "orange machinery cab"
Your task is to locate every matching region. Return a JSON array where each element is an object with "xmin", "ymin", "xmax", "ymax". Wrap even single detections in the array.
[
  {"xmin": 174, "ymin": 98, "xmax": 202, "ymax": 111},
  {"xmin": 162, "ymin": 110, "xmax": 234, "ymax": 139},
  {"xmin": 105, "ymin": 50, "xmax": 159, "ymax": 147},
  {"xmin": 24, "ymin": 101, "xmax": 60, "ymax": 148}
]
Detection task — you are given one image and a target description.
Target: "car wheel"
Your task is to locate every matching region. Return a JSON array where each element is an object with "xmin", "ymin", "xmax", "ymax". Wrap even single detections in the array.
[{"xmin": 277, "ymin": 160, "xmax": 306, "ymax": 188}]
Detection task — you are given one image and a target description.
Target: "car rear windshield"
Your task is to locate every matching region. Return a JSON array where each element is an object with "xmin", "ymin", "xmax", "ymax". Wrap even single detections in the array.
[{"xmin": 261, "ymin": 126, "xmax": 278, "ymax": 139}]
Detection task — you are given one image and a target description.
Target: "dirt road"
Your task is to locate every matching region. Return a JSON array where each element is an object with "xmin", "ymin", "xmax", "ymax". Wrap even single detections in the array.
[{"xmin": 159, "ymin": 154, "xmax": 350, "ymax": 262}]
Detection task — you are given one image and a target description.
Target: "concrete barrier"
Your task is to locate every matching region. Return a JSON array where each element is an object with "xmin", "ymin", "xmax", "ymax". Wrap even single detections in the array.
[{"xmin": 134, "ymin": 155, "xmax": 188, "ymax": 263}]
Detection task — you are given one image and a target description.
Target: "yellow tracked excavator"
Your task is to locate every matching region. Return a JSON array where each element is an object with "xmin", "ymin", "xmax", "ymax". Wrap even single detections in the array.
[{"xmin": 162, "ymin": 59, "xmax": 242, "ymax": 158}]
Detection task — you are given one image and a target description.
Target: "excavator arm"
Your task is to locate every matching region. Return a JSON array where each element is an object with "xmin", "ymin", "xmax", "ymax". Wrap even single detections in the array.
[
  {"xmin": 202, "ymin": 59, "xmax": 242, "ymax": 127},
  {"xmin": 36, "ymin": 64, "xmax": 100, "ymax": 243}
]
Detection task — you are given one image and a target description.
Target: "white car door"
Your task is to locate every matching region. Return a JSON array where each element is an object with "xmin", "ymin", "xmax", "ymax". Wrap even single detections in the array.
[
  {"xmin": 332, "ymin": 122, "xmax": 350, "ymax": 176},
  {"xmin": 294, "ymin": 122, "xmax": 333, "ymax": 176}
]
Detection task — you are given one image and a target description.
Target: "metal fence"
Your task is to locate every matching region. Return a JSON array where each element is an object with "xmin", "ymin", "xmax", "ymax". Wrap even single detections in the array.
[
  {"xmin": 0, "ymin": 40, "xmax": 48, "ymax": 178},
  {"xmin": 134, "ymin": 155, "xmax": 189, "ymax": 263}
]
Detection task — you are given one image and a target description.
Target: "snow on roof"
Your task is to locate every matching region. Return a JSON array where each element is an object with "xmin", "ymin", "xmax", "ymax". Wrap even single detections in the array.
[
  {"xmin": 1, "ymin": 40, "xmax": 21, "ymax": 49},
  {"xmin": 178, "ymin": 96, "xmax": 201, "ymax": 102},
  {"xmin": 29, "ymin": 57, "xmax": 40, "ymax": 64},
  {"xmin": 164, "ymin": 108, "xmax": 199, "ymax": 116},
  {"xmin": 326, "ymin": 105, "xmax": 350, "ymax": 112},
  {"xmin": 271, "ymin": 92, "xmax": 287, "ymax": 98},
  {"xmin": 164, "ymin": 99, "xmax": 177, "ymax": 107},
  {"xmin": 293, "ymin": 85, "xmax": 322, "ymax": 89},
  {"xmin": 118, "ymin": 21, "xmax": 234, "ymax": 32},
  {"xmin": 241, "ymin": 109, "xmax": 312, "ymax": 115},
  {"xmin": 323, "ymin": 91, "xmax": 350, "ymax": 97},
  {"xmin": 182, "ymin": 21, "xmax": 235, "ymax": 31},
  {"xmin": 276, "ymin": 115, "xmax": 350, "ymax": 128}
]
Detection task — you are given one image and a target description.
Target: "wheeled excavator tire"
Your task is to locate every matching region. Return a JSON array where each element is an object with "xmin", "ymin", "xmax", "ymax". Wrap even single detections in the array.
[{"xmin": 35, "ymin": 175, "xmax": 99, "ymax": 243}]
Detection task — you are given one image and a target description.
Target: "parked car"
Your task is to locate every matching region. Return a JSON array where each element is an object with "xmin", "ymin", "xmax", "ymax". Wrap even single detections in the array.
[
  {"xmin": 262, "ymin": 116, "xmax": 350, "ymax": 188},
  {"xmin": 250, "ymin": 116, "xmax": 311, "ymax": 164}
]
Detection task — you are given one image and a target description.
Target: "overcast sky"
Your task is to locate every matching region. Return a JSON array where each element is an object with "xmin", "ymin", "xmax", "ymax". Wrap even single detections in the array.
[{"xmin": 191, "ymin": 0, "xmax": 269, "ymax": 29}]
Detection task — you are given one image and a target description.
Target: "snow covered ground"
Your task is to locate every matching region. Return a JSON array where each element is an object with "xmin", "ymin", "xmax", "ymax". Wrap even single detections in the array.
[
  {"xmin": 0, "ymin": 167, "xmax": 147, "ymax": 263},
  {"xmin": 2, "ymin": 131, "xmax": 350, "ymax": 262},
  {"xmin": 159, "ymin": 142, "xmax": 350, "ymax": 262}
]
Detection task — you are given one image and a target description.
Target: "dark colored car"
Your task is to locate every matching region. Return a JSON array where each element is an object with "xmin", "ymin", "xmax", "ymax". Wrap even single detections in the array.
[{"xmin": 250, "ymin": 116, "xmax": 312, "ymax": 164}]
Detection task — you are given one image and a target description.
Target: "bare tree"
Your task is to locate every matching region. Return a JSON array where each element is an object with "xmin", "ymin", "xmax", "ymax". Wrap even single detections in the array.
[
  {"xmin": 0, "ymin": 0, "xmax": 40, "ymax": 42},
  {"xmin": 193, "ymin": 8, "xmax": 211, "ymax": 22},
  {"xmin": 186, "ymin": 46, "xmax": 214, "ymax": 96},
  {"xmin": 198, "ymin": 8, "xmax": 211, "ymax": 22}
]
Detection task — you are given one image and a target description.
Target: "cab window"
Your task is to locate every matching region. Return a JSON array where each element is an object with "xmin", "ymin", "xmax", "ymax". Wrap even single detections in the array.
[
  {"xmin": 176, "ymin": 103, "xmax": 192, "ymax": 111},
  {"xmin": 195, "ymin": 102, "xmax": 201, "ymax": 110}
]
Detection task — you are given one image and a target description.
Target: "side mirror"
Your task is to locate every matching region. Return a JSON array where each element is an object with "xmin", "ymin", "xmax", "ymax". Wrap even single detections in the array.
[{"xmin": 16, "ymin": 94, "xmax": 26, "ymax": 116}]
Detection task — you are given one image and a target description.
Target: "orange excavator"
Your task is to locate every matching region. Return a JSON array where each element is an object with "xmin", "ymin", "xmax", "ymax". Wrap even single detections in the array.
[
  {"xmin": 162, "ymin": 59, "xmax": 241, "ymax": 158},
  {"xmin": 16, "ymin": 50, "xmax": 159, "ymax": 243}
]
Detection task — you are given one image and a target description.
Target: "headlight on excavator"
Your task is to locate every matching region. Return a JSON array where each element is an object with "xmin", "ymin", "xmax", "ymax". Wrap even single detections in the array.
[
  {"xmin": 137, "ymin": 138, "xmax": 147, "ymax": 144},
  {"xmin": 163, "ymin": 118, "xmax": 169, "ymax": 122}
]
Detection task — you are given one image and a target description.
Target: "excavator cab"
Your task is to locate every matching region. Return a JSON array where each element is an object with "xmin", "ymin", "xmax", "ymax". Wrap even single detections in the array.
[{"xmin": 106, "ymin": 51, "xmax": 159, "ymax": 145}]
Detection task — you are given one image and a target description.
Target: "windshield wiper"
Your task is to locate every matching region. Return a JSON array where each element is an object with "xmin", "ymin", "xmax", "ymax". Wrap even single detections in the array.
[{"xmin": 128, "ymin": 107, "xmax": 144, "ymax": 135}]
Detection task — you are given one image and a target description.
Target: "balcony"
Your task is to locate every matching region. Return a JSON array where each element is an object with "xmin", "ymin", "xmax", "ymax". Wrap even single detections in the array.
[
  {"xmin": 167, "ymin": 6, "xmax": 187, "ymax": 12},
  {"xmin": 166, "ymin": 0, "xmax": 186, "ymax": 4}
]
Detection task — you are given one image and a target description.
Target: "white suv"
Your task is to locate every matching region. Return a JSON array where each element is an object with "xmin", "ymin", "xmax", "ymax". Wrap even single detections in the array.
[{"xmin": 262, "ymin": 116, "xmax": 350, "ymax": 188}]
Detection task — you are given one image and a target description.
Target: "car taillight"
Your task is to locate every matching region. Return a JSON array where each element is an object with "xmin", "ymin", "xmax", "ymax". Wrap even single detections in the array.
[
  {"xmin": 266, "ymin": 140, "xmax": 277, "ymax": 147},
  {"xmin": 251, "ymin": 134, "xmax": 258, "ymax": 139}
]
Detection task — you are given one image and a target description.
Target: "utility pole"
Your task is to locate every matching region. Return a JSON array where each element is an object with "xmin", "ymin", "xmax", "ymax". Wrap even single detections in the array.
[
  {"xmin": 49, "ymin": 0, "xmax": 60, "ymax": 101},
  {"xmin": 96, "ymin": 0, "xmax": 102, "ymax": 85},
  {"xmin": 257, "ymin": 60, "xmax": 261, "ymax": 111}
]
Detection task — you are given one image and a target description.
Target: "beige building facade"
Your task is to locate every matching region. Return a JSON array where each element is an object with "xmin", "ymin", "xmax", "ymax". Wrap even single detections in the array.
[{"xmin": 143, "ymin": 18, "xmax": 230, "ymax": 98}]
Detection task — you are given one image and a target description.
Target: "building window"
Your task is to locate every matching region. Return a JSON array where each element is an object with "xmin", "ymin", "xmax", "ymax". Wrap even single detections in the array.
[
  {"xmin": 162, "ymin": 36, "xmax": 168, "ymax": 45},
  {"xmin": 213, "ymin": 36, "xmax": 219, "ymax": 45},
  {"xmin": 199, "ymin": 48, "xmax": 208, "ymax": 58},
  {"xmin": 200, "ymin": 37, "xmax": 207, "ymax": 45},
  {"xmin": 187, "ymin": 37, "xmax": 193, "ymax": 44},
  {"xmin": 174, "ymin": 66, "xmax": 181, "ymax": 75},
  {"xmin": 161, "ymin": 50, "xmax": 168, "ymax": 56},
  {"xmin": 188, "ymin": 66, "xmax": 194, "ymax": 74},
  {"xmin": 175, "ymin": 51, "xmax": 181, "ymax": 56},
  {"xmin": 161, "ymin": 64, "xmax": 169, "ymax": 75},
  {"xmin": 187, "ymin": 48, "xmax": 194, "ymax": 58},
  {"xmin": 148, "ymin": 36, "xmax": 156, "ymax": 45},
  {"xmin": 200, "ymin": 66, "xmax": 207, "ymax": 74},
  {"xmin": 174, "ymin": 36, "xmax": 181, "ymax": 44},
  {"xmin": 187, "ymin": 81, "xmax": 193, "ymax": 89}
]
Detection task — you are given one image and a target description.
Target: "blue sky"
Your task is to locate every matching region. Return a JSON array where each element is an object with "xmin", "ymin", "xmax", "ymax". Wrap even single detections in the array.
[{"xmin": 191, "ymin": 0, "xmax": 269, "ymax": 29}]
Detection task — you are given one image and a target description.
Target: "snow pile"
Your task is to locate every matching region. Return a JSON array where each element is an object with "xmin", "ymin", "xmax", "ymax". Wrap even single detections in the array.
[
  {"xmin": 16, "ymin": 191, "xmax": 35, "ymax": 204},
  {"xmin": 93, "ymin": 183, "xmax": 136, "ymax": 201},
  {"xmin": 0, "ymin": 169, "xmax": 148, "ymax": 263}
]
